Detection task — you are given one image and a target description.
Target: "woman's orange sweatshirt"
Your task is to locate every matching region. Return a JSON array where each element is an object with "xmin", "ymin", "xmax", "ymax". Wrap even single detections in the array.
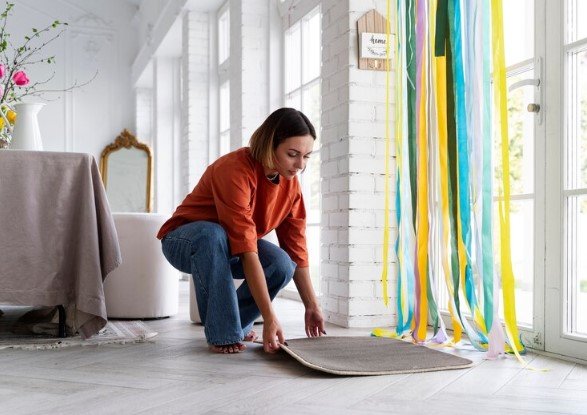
[{"xmin": 157, "ymin": 147, "xmax": 308, "ymax": 267}]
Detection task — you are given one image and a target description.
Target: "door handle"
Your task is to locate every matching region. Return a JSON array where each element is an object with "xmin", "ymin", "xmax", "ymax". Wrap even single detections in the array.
[
  {"xmin": 509, "ymin": 78, "xmax": 540, "ymax": 91},
  {"xmin": 507, "ymin": 57, "xmax": 543, "ymax": 125}
]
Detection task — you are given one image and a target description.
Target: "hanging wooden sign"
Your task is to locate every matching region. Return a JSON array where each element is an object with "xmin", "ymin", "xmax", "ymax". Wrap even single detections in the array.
[{"xmin": 357, "ymin": 10, "xmax": 393, "ymax": 71}]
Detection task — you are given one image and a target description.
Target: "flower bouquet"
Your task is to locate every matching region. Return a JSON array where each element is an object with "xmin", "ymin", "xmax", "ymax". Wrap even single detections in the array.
[{"xmin": 0, "ymin": 2, "xmax": 90, "ymax": 149}]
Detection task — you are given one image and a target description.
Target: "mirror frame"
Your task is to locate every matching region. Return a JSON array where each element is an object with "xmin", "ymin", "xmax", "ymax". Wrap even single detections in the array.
[{"xmin": 99, "ymin": 129, "xmax": 153, "ymax": 213}]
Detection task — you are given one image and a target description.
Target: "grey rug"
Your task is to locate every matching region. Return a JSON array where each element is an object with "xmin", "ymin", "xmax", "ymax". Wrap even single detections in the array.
[
  {"xmin": 0, "ymin": 306, "xmax": 157, "ymax": 350},
  {"xmin": 280, "ymin": 336, "xmax": 474, "ymax": 376}
]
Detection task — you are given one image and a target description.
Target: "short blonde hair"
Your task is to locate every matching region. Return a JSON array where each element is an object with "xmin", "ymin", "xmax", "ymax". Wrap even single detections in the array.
[{"xmin": 249, "ymin": 108, "xmax": 316, "ymax": 169}]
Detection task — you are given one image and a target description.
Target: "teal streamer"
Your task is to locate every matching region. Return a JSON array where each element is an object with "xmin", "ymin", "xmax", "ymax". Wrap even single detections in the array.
[
  {"xmin": 392, "ymin": 0, "xmax": 497, "ymax": 347},
  {"xmin": 448, "ymin": 0, "xmax": 488, "ymax": 349},
  {"xmin": 449, "ymin": 0, "xmax": 479, "ymax": 311},
  {"xmin": 445, "ymin": 41, "xmax": 461, "ymax": 321},
  {"xmin": 464, "ymin": 0, "xmax": 487, "ymax": 328},
  {"xmin": 481, "ymin": 0, "xmax": 494, "ymax": 331}
]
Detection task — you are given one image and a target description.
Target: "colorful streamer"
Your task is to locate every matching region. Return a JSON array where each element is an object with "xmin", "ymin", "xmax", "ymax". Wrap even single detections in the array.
[{"xmin": 376, "ymin": 0, "xmax": 527, "ymax": 358}]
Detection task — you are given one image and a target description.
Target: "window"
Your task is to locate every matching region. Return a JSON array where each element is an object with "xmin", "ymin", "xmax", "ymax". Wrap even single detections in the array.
[
  {"xmin": 218, "ymin": 7, "xmax": 230, "ymax": 65},
  {"xmin": 420, "ymin": 0, "xmax": 587, "ymax": 360},
  {"xmin": 218, "ymin": 4, "xmax": 230, "ymax": 157},
  {"xmin": 564, "ymin": 0, "xmax": 587, "ymax": 336},
  {"xmin": 494, "ymin": 0, "xmax": 536, "ymax": 328},
  {"xmin": 435, "ymin": 1, "xmax": 537, "ymax": 329},
  {"xmin": 542, "ymin": 0, "xmax": 587, "ymax": 360},
  {"xmin": 219, "ymin": 81, "xmax": 230, "ymax": 156},
  {"xmin": 284, "ymin": 6, "xmax": 321, "ymax": 291}
]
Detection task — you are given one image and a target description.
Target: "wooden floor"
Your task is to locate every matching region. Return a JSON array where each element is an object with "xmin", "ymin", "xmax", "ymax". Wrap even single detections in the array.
[{"xmin": 1, "ymin": 280, "xmax": 586, "ymax": 415}]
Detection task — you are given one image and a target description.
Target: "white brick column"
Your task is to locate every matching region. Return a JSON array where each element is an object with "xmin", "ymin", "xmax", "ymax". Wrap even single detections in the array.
[
  {"xmin": 229, "ymin": 0, "xmax": 269, "ymax": 149},
  {"xmin": 182, "ymin": 12, "xmax": 210, "ymax": 191},
  {"xmin": 321, "ymin": 0, "xmax": 397, "ymax": 328}
]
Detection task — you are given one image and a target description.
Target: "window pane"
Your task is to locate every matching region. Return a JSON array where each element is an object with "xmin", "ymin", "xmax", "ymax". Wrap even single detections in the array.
[
  {"xmin": 494, "ymin": 199, "xmax": 534, "ymax": 327},
  {"xmin": 306, "ymin": 224, "xmax": 321, "ymax": 292},
  {"xmin": 567, "ymin": 194, "xmax": 587, "ymax": 335},
  {"xmin": 301, "ymin": 82, "xmax": 321, "ymax": 223},
  {"xmin": 285, "ymin": 90, "xmax": 301, "ymax": 110},
  {"xmin": 302, "ymin": 9, "xmax": 321, "ymax": 83},
  {"xmin": 219, "ymin": 131, "xmax": 230, "ymax": 156},
  {"xmin": 218, "ymin": 9, "xmax": 230, "ymax": 64},
  {"xmin": 219, "ymin": 81, "xmax": 230, "ymax": 132},
  {"xmin": 568, "ymin": 0, "xmax": 587, "ymax": 43},
  {"xmin": 503, "ymin": 0, "xmax": 534, "ymax": 66},
  {"xmin": 285, "ymin": 22, "xmax": 301, "ymax": 93},
  {"xmin": 493, "ymin": 69, "xmax": 536, "ymax": 195},
  {"xmin": 283, "ymin": 8, "xmax": 322, "ymax": 294},
  {"xmin": 567, "ymin": 49, "xmax": 587, "ymax": 190},
  {"xmin": 302, "ymin": 81, "xmax": 321, "ymax": 134}
]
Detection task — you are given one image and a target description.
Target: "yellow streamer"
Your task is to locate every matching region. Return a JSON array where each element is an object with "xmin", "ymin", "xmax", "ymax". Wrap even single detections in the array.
[
  {"xmin": 379, "ymin": 0, "xmax": 534, "ymax": 367},
  {"xmin": 395, "ymin": 0, "xmax": 409, "ymax": 329},
  {"xmin": 381, "ymin": 0, "xmax": 392, "ymax": 307},
  {"xmin": 491, "ymin": 0, "xmax": 525, "ymax": 356},
  {"xmin": 430, "ymin": 6, "xmax": 463, "ymax": 344},
  {"xmin": 415, "ymin": 12, "xmax": 429, "ymax": 342}
]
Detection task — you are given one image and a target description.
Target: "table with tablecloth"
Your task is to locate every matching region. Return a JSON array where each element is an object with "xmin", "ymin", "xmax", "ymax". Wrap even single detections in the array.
[{"xmin": 0, "ymin": 150, "xmax": 121, "ymax": 338}]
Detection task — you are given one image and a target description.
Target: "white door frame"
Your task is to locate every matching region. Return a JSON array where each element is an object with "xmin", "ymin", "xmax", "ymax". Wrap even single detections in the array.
[{"xmin": 543, "ymin": 0, "xmax": 587, "ymax": 361}]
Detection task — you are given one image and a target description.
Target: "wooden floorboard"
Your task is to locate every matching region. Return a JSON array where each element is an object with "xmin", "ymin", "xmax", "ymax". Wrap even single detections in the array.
[{"xmin": 1, "ymin": 280, "xmax": 586, "ymax": 415}]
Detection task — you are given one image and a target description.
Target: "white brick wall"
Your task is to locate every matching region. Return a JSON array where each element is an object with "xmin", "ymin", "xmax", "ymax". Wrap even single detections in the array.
[
  {"xmin": 321, "ymin": 0, "xmax": 397, "ymax": 328},
  {"xmin": 169, "ymin": 0, "xmax": 398, "ymax": 330},
  {"xmin": 182, "ymin": 12, "xmax": 210, "ymax": 191}
]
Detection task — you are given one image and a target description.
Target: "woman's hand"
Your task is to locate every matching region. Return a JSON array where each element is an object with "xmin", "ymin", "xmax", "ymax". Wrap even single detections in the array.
[
  {"xmin": 262, "ymin": 316, "xmax": 285, "ymax": 353},
  {"xmin": 240, "ymin": 252, "xmax": 285, "ymax": 353},
  {"xmin": 290, "ymin": 266, "xmax": 326, "ymax": 338},
  {"xmin": 304, "ymin": 306, "xmax": 326, "ymax": 338}
]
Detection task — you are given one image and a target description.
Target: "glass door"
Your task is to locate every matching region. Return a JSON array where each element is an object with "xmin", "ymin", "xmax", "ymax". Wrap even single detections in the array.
[
  {"xmin": 495, "ymin": 0, "xmax": 545, "ymax": 350},
  {"xmin": 544, "ymin": 0, "xmax": 587, "ymax": 361},
  {"xmin": 433, "ymin": 0, "xmax": 546, "ymax": 349}
]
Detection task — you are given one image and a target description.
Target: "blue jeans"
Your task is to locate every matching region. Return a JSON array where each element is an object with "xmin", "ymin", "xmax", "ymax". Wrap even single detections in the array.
[{"xmin": 161, "ymin": 221, "xmax": 296, "ymax": 346}]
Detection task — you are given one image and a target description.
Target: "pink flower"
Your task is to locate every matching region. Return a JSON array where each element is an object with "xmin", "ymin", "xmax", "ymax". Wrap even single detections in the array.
[
  {"xmin": 0, "ymin": 64, "xmax": 4, "ymax": 78},
  {"xmin": 12, "ymin": 71, "xmax": 29, "ymax": 86}
]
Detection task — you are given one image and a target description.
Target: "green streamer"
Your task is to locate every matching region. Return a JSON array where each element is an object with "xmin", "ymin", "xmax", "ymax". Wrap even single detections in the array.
[{"xmin": 406, "ymin": 0, "xmax": 418, "ymax": 226}]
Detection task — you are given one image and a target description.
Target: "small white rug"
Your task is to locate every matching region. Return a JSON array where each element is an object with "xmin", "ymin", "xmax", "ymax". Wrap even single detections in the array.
[{"xmin": 0, "ymin": 320, "xmax": 158, "ymax": 350}]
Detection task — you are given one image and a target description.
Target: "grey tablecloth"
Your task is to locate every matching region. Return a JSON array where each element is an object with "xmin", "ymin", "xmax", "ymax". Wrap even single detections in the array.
[{"xmin": 0, "ymin": 151, "xmax": 121, "ymax": 338}]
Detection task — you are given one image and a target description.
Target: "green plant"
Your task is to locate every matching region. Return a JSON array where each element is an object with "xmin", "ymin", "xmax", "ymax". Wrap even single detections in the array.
[{"xmin": 0, "ymin": 2, "xmax": 70, "ymax": 103}]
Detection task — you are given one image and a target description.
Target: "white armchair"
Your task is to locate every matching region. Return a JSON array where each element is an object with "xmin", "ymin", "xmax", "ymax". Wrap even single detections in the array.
[{"xmin": 104, "ymin": 213, "xmax": 179, "ymax": 319}]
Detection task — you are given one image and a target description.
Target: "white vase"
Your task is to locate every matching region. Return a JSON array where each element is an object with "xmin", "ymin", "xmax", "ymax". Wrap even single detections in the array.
[{"xmin": 10, "ymin": 102, "xmax": 45, "ymax": 151}]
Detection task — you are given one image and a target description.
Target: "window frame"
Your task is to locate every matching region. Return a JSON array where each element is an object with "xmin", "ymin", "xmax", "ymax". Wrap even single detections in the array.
[
  {"xmin": 217, "ymin": 2, "xmax": 230, "ymax": 158},
  {"xmin": 282, "ymin": 4, "xmax": 322, "ymax": 293}
]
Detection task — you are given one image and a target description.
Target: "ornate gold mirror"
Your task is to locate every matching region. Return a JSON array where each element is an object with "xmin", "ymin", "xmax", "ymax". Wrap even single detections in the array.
[{"xmin": 100, "ymin": 129, "xmax": 153, "ymax": 212}]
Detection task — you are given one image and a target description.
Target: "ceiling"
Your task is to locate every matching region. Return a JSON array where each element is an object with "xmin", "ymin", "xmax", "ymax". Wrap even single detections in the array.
[
  {"xmin": 122, "ymin": 0, "xmax": 225, "ymax": 12},
  {"xmin": 131, "ymin": 0, "xmax": 226, "ymax": 87}
]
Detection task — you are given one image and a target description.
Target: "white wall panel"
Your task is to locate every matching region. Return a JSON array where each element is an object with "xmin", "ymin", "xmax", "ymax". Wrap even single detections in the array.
[{"xmin": 5, "ymin": 0, "xmax": 138, "ymax": 161}]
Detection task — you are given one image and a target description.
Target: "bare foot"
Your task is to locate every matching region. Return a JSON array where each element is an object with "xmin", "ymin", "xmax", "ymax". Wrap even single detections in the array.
[
  {"xmin": 243, "ymin": 330, "xmax": 258, "ymax": 342},
  {"xmin": 208, "ymin": 342, "xmax": 246, "ymax": 354}
]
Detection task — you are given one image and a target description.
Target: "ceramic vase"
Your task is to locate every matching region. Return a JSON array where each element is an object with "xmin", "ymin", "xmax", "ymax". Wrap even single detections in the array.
[{"xmin": 10, "ymin": 102, "xmax": 45, "ymax": 151}]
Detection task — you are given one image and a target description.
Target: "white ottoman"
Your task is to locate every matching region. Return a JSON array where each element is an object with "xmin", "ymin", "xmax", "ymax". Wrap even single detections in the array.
[
  {"xmin": 189, "ymin": 278, "xmax": 250, "ymax": 323},
  {"xmin": 104, "ymin": 213, "xmax": 179, "ymax": 318}
]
